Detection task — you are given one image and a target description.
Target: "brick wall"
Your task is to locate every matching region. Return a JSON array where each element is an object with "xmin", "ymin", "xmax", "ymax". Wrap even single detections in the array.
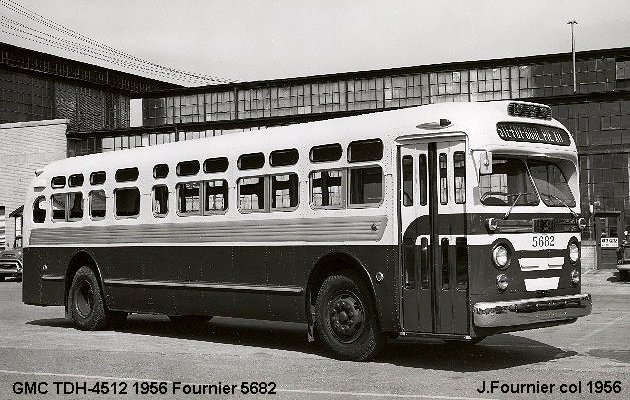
[{"xmin": 0, "ymin": 119, "xmax": 67, "ymax": 248}]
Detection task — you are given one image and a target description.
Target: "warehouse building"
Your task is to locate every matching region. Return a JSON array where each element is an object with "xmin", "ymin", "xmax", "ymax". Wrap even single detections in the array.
[{"xmin": 0, "ymin": 42, "xmax": 177, "ymax": 247}]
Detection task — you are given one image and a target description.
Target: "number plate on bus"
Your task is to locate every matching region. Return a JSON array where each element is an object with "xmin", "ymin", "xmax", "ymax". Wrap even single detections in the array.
[{"xmin": 532, "ymin": 235, "xmax": 555, "ymax": 248}]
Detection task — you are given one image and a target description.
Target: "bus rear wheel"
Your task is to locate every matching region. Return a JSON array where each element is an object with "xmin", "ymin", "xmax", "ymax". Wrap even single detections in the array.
[
  {"xmin": 68, "ymin": 266, "xmax": 109, "ymax": 330},
  {"xmin": 315, "ymin": 271, "xmax": 385, "ymax": 361}
]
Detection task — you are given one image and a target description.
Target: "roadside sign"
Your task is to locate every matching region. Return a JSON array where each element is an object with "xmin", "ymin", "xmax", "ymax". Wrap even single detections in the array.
[{"xmin": 601, "ymin": 237, "xmax": 619, "ymax": 248}]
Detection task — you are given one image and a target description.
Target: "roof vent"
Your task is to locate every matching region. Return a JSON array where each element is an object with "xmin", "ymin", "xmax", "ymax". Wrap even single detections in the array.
[{"xmin": 416, "ymin": 119, "xmax": 452, "ymax": 129}]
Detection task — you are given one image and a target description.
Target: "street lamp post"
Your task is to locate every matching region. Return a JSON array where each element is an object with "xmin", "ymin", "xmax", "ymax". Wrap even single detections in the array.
[{"xmin": 567, "ymin": 20, "xmax": 578, "ymax": 93}]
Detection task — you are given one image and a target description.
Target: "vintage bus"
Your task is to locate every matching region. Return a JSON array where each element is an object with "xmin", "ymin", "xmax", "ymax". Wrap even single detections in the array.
[{"xmin": 22, "ymin": 101, "xmax": 591, "ymax": 360}]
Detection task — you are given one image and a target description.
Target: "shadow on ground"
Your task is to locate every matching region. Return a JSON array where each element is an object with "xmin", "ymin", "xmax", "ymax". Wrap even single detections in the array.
[{"xmin": 28, "ymin": 315, "xmax": 576, "ymax": 372}]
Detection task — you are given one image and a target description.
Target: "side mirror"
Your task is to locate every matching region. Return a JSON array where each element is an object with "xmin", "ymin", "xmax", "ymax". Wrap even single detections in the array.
[{"xmin": 479, "ymin": 151, "xmax": 493, "ymax": 175}]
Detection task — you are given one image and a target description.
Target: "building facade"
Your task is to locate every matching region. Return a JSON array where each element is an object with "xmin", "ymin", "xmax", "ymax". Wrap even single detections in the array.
[{"xmin": 0, "ymin": 42, "xmax": 178, "ymax": 248}]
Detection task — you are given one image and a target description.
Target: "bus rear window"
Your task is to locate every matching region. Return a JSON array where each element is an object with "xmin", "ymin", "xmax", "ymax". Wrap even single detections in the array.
[
  {"xmin": 51, "ymin": 194, "xmax": 66, "ymax": 220},
  {"xmin": 33, "ymin": 196, "xmax": 46, "ymax": 223}
]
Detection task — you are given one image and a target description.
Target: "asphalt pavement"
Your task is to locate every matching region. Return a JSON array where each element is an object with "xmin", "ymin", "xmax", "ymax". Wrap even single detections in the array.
[{"xmin": 0, "ymin": 269, "xmax": 628, "ymax": 399}]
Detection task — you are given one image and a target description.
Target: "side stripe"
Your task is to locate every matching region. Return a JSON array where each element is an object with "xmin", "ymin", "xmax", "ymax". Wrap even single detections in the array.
[
  {"xmin": 103, "ymin": 278, "xmax": 304, "ymax": 296},
  {"xmin": 29, "ymin": 216, "xmax": 387, "ymax": 246}
]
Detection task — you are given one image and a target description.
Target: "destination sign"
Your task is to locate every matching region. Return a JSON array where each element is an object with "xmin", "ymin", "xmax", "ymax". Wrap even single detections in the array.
[{"xmin": 496, "ymin": 122, "xmax": 571, "ymax": 146}]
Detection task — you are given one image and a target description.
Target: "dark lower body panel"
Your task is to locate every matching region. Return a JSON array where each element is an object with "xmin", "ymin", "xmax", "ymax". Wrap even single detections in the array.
[{"xmin": 23, "ymin": 244, "xmax": 400, "ymax": 331}]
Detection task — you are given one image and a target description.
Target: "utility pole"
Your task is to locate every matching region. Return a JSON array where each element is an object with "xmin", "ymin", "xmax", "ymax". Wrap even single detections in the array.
[{"xmin": 567, "ymin": 20, "xmax": 578, "ymax": 93}]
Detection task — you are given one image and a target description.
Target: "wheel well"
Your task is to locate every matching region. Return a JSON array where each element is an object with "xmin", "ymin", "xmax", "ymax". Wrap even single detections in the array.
[
  {"xmin": 306, "ymin": 252, "xmax": 378, "ymax": 332},
  {"xmin": 65, "ymin": 252, "xmax": 101, "ymax": 307}
]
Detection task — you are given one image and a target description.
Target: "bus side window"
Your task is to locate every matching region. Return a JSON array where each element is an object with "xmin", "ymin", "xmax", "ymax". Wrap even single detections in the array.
[
  {"xmin": 90, "ymin": 190, "xmax": 106, "ymax": 220},
  {"xmin": 238, "ymin": 177, "xmax": 265, "ymax": 211},
  {"xmin": 51, "ymin": 193, "xmax": 66, "ymax": 221},
  {"xmin": 272, "ymin": 173, "xmax": 299, "ymax": 210},
  {"xmin": 419, "ymin": 155, "xmax": 427, "ymax": 206},
  {"xmin": 115, "ymin": 188, "xmax": 140, "ymax": 218},
  {"xmin": 33, "ymin": 196, "xmax": 46, "ymax": 223},
  {"xmin": 310, "ymin": 169, "xmax": 343, "ymax": 208},
  {"xmin": 349, "ymin": 166, "xmax": 383, "ymax": 207},
  {"xmin": 153, "ymin": 185, "xmax": 169, "ymax": 217},
  {"xmin": 68, "ymin": 192, "xmax": 84, "ymax": 220},
  {"xmin": 454, "ymin": 151, "xmax": 466, "ymax": 204},
  {"xmin": 204, "ymin": 179, "xmax": 228, "ymax": 212},
  {"xmin": 439, "ymin": 153, "xmax": 448, "ymax": 205},
  {"xmin": 402, "ymin": 155, "xmax": 413, "ymax": 206},
  {"xmin": 176, "ymin": 182, "xmax": 201, "ymax": 215}
]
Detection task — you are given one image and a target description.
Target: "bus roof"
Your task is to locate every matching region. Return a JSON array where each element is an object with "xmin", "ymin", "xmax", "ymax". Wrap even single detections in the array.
[{"xmin": 37, "ymin": 101, "xmax": 575, "ymax": 178}]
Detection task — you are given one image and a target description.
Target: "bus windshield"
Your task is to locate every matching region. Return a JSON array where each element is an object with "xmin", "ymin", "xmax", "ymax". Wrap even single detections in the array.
[
  {"xmin": 528, "ymin": 160, "xmax": 576, "ymax": 207},
  {"xmin": 479, "ymin": 157, "xmax": 575, "ymax": 207},
  {"xmin": 479, "ymin": 158, "xmax": 539, "ymax": 206}
]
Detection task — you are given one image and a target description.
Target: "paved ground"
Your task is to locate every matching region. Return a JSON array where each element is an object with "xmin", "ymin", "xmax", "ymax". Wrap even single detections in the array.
[{"xmin": 0, "ymin": 270, "xmax": 628, "ymax": 399}]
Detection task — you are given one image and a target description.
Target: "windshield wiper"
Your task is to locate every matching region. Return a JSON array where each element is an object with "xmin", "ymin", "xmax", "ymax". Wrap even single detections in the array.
[
  {"xmin": 504, "ymin": 192, "xmax": 533, "ymax": 220},
  {"xmin": 539, "ymin": 193, "xmax": 578, "ymax": 218}
]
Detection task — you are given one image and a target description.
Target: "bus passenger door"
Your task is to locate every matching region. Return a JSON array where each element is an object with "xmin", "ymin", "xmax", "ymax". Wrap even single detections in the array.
[{"xmin": 400, "ymin": 139, "xmax": 469, "ymax": 335}]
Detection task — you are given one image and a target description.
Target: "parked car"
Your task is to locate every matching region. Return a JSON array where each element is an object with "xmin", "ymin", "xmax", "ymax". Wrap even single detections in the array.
[{"xmin": 0, "ymin": 236, "xmax": 23, "ymax": 282}]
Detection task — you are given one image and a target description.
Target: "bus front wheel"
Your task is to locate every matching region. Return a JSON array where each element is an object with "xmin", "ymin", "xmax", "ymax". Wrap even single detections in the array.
[
  {"xmin": 315, "ymin": 271, "xmax": 385, "ymax": 361},
  {"xmin": 68, "ymin": 266, "xmax": 109, "ymax": 330}
]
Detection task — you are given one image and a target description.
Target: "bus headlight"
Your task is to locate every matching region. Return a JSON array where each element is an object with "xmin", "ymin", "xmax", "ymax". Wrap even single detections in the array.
[
  {"xmin": 568, "ymin": 243, "xmax": 579, "ymax": 264},
  {"xmin": 492, "ymin": 245, "xmax": 509, "ymax": 268},
  {"xmin": 496, "ymin": 274, "xmax": 509, "ymax": 291},
  {"xmin": 570, "ymin": 269, "xmax": 580, "ymax": 286}
]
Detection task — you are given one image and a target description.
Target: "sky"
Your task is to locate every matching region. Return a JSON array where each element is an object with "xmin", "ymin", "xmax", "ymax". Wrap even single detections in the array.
[{"xmin": 1, "ymin": 0, "xmax": 630, "ymax": 85}]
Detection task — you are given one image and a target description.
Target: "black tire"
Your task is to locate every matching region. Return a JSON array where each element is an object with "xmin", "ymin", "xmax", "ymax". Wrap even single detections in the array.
[
  {"xmin": 0, "ymin": 276, "xmax": 5, "ymax": 282},
  {"xmin": 315, "ymin": 271, "xmax": 385, "ymax": 361},
  {"xmin": 168, "ymin": 315, "xmax": 212, "ymax": 331},
  {"xmin": 620, "ymin": 270, "xmax": 630, "ymax": 282},
  {"xmin": 68, "ymin": 266, "xmax": 109, "ymax": 330}
]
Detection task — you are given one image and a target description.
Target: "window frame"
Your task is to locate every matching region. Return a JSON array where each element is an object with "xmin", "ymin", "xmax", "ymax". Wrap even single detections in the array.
[
  {"xmin": 152, "ymin": 184, "xmax": 169, "ymax": 218},
  {"xmin": 90, "ymin": 171, "xmax": 106, "ymax": 185},
  {"xmin": 67, "ymin": 191, "xmax": 84, "ymax": 222},
  {"xmin": 89, "ymin": 189, "xmax": 107, "ymax": 221},
  {"xmin": 309, "ymin": 168, "xmax": 347, "ymax": 210},
  {"xmin": 50, "ymin": 193, "xmax": 67, "ymax": 222},
  {"xmin": 175, "ymin": 181, "xmax": 202, "ymax": 216},
  {"xmin": 203, "ymin": 179, "xmax": 229, "ymax": 215},
  {"xmin": 347, "ymin": 164, "xmax": 384, "ymax": 209},
  {"xmin": 270, "ymin": 172, "xmax": 300, "ymax": 211},
  {"xmin": 237, "ymin": 175, "xmax": 268, "ymax": 213}
]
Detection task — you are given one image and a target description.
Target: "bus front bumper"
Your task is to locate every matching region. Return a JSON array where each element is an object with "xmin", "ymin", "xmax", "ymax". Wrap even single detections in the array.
[{"xmin": 473, "ymin": 293, "xmax": 592, "ymax": 328}]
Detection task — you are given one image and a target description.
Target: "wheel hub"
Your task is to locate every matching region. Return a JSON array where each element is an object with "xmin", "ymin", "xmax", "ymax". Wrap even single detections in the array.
[
  {"xmin": 75, "ymin": 280, "xmax": 94, "ymax": 318},
  {"xmin": 328, "ymin": 291, "xmax": 365, "ymax": 343}
]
